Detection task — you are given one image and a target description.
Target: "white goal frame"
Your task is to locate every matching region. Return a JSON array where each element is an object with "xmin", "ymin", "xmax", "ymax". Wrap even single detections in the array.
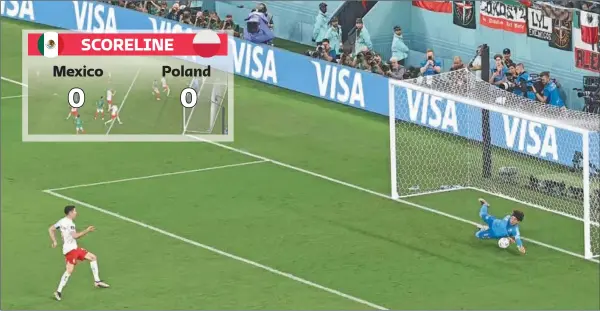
[
  {"xmin": 388, "ymin": 78, "xmax": 597, "ymax": 260},
  {"xmin": 182, "ymin": 77, "xmax": 228, "ymax": 135}
]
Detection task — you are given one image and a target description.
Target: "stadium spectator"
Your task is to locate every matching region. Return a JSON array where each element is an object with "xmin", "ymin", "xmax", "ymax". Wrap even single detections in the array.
[
  {"xmin": 354, "ymin": 18, "xmax": 372, "ymax": 55},
  {"xmin": 165, "ymin": 3, "xmax": 180, "ymax": 20},
  {"xmin": 533, "ymin": 71, "xmax": 566, "ymax": 108},
  {"xmin": 312, "ymin": 2, "xmax": 329, "ymax": 46},
  {"xmin": 502, "ymin": 48, "xmax": 516, "ymax": 68},
  {"xmin": 389, "ymin": 57, "xmax": 407, "ymax": 79},
  {"xmin": 325, "ymin": 17, "xmax": 342, "ymax": 58},
  {"xmin": 419, "ymin": 49, "xmax": 441, "ymax": 76},
  {"xmin": 391, "ymin": 26, "xmax": 409, "ymax": 66},
  {"xmin": 449, "ymin": 56, "xmax": 466, "ymax": 71},
  {"xmin": 489, "ymin": 54, "xmax": 508, "ymax": 86},
  {"xmin": 468, "ymin": 45, "xmax": 483, "ymax": 79}
]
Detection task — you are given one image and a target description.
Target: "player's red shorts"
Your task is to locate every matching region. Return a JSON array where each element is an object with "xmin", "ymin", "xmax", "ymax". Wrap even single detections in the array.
[
  {"xmin": 65, "ymin": 247, "xmax": 88, "ymax": 265},
  {"xmin": 71, "ymin": 110, "xmax": 78, "ymax": 116},
  {"xmin": 111, "ymin": 114, "xmax": 117, "ymax": 120},
  {"xmin": 107, "ymin": 99, "xmax": 112, "ymax": 105}
]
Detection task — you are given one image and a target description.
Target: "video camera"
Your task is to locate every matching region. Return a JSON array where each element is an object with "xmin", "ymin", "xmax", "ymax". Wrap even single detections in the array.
[{"xmin": 574, "ymin": 76, "xmax": 600, "ymax": 113}]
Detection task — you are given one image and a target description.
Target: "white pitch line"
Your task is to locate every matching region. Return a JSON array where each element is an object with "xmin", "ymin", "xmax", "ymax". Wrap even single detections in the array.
[
  {"xmin": 185, "ymin": 135, "xmax": 600, "ymax": 264},
  {"xmin": 1, "ymin": 76, "xmax": 28, "ymax": 87},
  {"xmin": 1, "ymin": 94, "xmax": 27, "ymax": 100},
  {"xmin": 2, "ymin": 76, "xmax": 596, "ymax": 263},
  {"xmin": 45, "ymin": 160, "xmax": 268, "ymax": 192},
  {"xmin": 106, "ymin": 69, "xmax": 140, "ymax": 135},
  {"xmin": 42, "ymin": 190, "xmax": 389, "ymax": 310}
]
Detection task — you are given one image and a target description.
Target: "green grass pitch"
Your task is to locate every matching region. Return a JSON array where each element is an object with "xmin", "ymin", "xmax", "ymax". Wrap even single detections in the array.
[{"xmin": 1, "ymin": 18, "xmax": 599, "ymax": 310}]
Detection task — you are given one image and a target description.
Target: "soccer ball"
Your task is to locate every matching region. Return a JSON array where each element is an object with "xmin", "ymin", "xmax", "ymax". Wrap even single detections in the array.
[{"xmin": 498, "ymin": 237, "xmax": 510, "ymax": 249}]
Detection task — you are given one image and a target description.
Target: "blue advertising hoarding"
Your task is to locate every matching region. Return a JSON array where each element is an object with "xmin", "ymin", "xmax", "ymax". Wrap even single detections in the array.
[{"xmin": 2, "ymin": 0, "xmax": 596, "ymax": 167}]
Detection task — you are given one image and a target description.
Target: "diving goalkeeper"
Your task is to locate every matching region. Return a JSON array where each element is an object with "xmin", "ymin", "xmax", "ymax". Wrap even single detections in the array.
[{"xmin": 475, "ymin": 198, "xmax": 526, "ymax": 254}]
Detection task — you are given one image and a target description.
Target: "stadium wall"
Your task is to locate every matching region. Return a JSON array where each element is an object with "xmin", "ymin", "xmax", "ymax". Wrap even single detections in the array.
[{"xmin": 1, "ymin": 0, "xmax": 597, "ymax": 168}]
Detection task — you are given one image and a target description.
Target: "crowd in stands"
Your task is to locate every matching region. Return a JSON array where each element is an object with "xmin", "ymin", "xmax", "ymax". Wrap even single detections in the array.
[
  {"xmin": 111, "ymin": 0, "xmax": 596, "ymax": 110},
  {"xmin": 308, "ymin": 1, "xmax": 588, "ymax": 109},
  {"xmin": 105, "ymin": 0, "xmax": 242, "ymax": 37}
]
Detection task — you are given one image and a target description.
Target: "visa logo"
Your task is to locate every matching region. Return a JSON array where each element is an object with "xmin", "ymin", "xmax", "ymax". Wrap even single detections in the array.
[
  {"xmin": 1, "ymin": 1, "xmax": 35, "ymax": 20},
  {"xmin": 73, "ymin": 1, "xmax": 117, "ymax": 33},
  {"xmin": 502, "ymin": 115, "xmax": 558, "ymax": 161},
  {"xmin": 312, "ymin": 61, "xmax": 365, "ymax": 108},
  {"xmin": 406, "ymin": 89, "xmax": 458, "ymax": 132},
  {"xmin": 231, "ymin": 40, "xmax": 278, "ymax": 84},
  {"xmin": 148, "ymin": 17, "xmax": 198, "ymax": 62}
]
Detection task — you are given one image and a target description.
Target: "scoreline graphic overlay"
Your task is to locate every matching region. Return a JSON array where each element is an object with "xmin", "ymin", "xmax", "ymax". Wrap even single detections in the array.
[{"xmin": 22, "ymin": 30, "xmax": 234, "ymax": 142}]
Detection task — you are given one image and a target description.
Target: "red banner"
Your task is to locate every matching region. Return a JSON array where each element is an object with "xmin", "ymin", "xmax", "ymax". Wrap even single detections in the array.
[
  {"xmin": 27, "ymin": 32, "xmax": 228, "ymax": 57},
  {"xmin": 412, "ymin": 1, "xmax": 452, "ymax": 13}
]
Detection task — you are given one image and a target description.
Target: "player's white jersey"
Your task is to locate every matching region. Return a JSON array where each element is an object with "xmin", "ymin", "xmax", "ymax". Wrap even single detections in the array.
[
  {"xmin": 111, "ymin": 105, "xmax": 118, "ymax": 115},
  {"xmin": 106, "ymin": 90, "xmax": 113, "ymax": 100},
  {"xmin": 54, "ymin": 217, "xmax": 78, "ymax": 255},
  {"xmin": 161, "ymin": 77, "xmax": 168, "ymax": 87}
]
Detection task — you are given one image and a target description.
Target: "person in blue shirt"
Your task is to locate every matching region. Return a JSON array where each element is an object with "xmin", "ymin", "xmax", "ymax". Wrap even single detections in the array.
[
  {"xmin": 475, "ymin": 198, "xmax": 526, "ymax": 254},
  {"xmin": 513, "ymin": 63, "xmax": 536, "ymax": 100},
  {"xmin": 312, "ymin": 2, "xmax": 329, "ymax": 45},
  {"xmin": 419, "ymin": 49, "xmax": 442, "ymax": 76},
  {"xmin": 533, "ymin": 71, "xmax": 565, "ymax": 109},
  {"xmin": 489, "ymin": 55, "xmax": 508, "ymax": 86},
  {"xmin": 320, "ymin": 39, "xmax": 337, "ymax": 62}
]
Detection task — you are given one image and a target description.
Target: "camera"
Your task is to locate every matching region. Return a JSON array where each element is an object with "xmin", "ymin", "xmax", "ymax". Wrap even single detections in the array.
[
  {"xmin": 574, "ymin": 87, "xmax": 600, "ymax": 114},
  {"xmin": 498, "ymin": 81, "xmax": 515, "ymax": 92}
]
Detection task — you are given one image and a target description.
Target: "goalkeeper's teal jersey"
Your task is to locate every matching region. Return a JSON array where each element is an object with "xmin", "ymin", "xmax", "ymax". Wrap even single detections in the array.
[{"xmin": 481, "ymin": 204, "xmax": 523, "ymax": 247}]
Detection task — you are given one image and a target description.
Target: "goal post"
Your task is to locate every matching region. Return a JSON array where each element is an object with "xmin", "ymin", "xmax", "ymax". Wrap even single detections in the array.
[
  {"xmin": 182, "ymin": 75, "xmax": 229, "ymax": 135},
  {"xmin": 388, "ymin": 70, "xmax": 600, "ymax": 260}
]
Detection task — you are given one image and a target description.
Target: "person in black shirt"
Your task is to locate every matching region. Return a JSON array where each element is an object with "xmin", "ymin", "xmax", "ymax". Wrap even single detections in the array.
[{"xmin": 503, "ymin": 48, "xmax": 516, "ymax": 68}]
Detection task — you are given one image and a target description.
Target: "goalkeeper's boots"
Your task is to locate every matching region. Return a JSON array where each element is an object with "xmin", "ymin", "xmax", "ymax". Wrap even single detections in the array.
[{"xmin": 94, "ymin": 281, "xmax": 110, "ymax": 288}]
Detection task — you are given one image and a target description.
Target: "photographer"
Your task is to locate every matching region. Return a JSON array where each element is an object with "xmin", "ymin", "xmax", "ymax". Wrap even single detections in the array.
[
  {"xmin": 513, "ymin": 63, "xmax": 536, "ymax": 100},
  {"xmin": 533, "ymin": 72, "xmax": 566, "ymax": 108},
  {"xmin": 244, "ymin": 6, "xmax": 275, "ymax": 44},
  {"xmin": 419, "ymin": 49, "xmax": 442, "ymax": 76},
  {"xmin": 222, "ymin": 14, "xmax": 241, "ymax": 37},
  {"xmin": 370, "ymin": 53, "xmax": 383, "ymax": 75},
  {"xmin": 389, "ymin": 57, "xmax": 407, "ymax": 80},
  {"xmin": 339, "ymin": 50, "xmax": 355, "ymax": 67},
  {"xmin": 324, "ymin": 17, "xmax": 342, "ymax": 59}
]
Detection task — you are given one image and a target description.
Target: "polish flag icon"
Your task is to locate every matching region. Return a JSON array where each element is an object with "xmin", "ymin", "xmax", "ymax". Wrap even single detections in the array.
[{"xmin": 192, "ymin": 30, "xmax": 228, "ymax": 58}]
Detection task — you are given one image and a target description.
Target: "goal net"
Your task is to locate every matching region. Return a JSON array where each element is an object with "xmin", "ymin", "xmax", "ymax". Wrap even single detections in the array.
[
  {"xmin": 388, "ymin": 69, "xmax": 600, "ymax": 260},
  {"xmin": 182, "ymin": 66, "xmax": 230, "ymax": 135}
]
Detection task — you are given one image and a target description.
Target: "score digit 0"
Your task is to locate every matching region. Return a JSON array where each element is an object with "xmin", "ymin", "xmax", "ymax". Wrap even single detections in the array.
[
  {"xmin": 68, "ymin": 87, "xmax": 85, "ymax": 108},
  {"xmin": 180, "ymin": 88, "xmax": 198, "ymax": 108}
]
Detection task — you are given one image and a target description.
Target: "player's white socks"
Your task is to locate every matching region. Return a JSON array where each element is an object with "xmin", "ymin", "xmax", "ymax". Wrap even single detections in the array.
[
  {"xmin": 90, "ymin": 260, "xmax": 101, "ymax": 282},
  {"xmin": 57, "ymin": 272, "xmax": 70, "ymax": 292}
]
